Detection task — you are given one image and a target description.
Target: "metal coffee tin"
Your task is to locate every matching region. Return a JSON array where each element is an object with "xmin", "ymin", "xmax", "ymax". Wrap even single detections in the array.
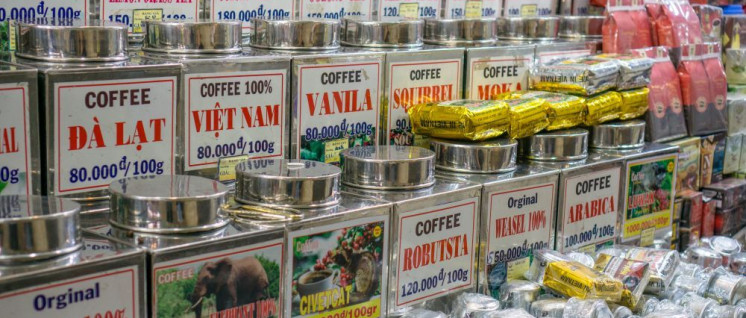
[
  {"xmin": 499, "ymin": 280, "xmax": 541, "ymax": 311},
  {"xmin": 374, "ymin": 0, "xmax": 442, "ymax": 20},
  {"xmin": 590, "ymin": 120, "xmax": 646, "ymax": 150},
  {"xmin": 685, "ymin": 246, "xmax": 724, "ymax": 269},
  {"xmin": 0, "ymin": 228, "xmax": 146, "ymax": 317},
  {"xmin": 341, "ymin": 146, "xmax": 435, "ymax": 190},
  {"xmin": 441, "ymin": 0, "xmax": 503, "ymax": 18},
  {"xmin": 430, "ymin": 138, "xmax": 517, "ymax": 173},
  {"xmin": 423, "ymin": 18, "xmax": 498, "ymax": 47},
  {"xmin": 530, "ymin": 298, "xmax": 565, "ymax": 317},
  {"xmin": 0, "ymin": 62, "xmax": 40, "ymax": 196},
  {"xmin": 730, "ymin": 253, "xmax": 746, "ymax": 275},
  {"xmin": 139, "ymin": 27, "xmax": 291, "ymax": 182},
  {"xmin": 342, "ymin": 18, "xmax": 423, "ymax": 48},
  {"xmin": 0, "ymin": 195, "xmax": 81, "ymax": 262},
  {"xmin": 342, "ymin": 146, "xmax": 481, "ymax": 314},
  {"xmin": 497, "ymin": 17, "xmax": 560, "ymax": 41},
  {"xmin": 450, "ymin": 293, "xmax": 501, "ymax": 318},
  {"xmin": 109, "ymin": 175, "xmax": 230, "ymax": 234},
  {"xmin": 250, "ymin": 19, "xmax": 341, "ymax": 50},
  {"xmin": 559, "ymin": 16, "xmax": 604, "ymax": 39},
  {"xmin": 15, "ymin": 20, "xmax": 127, "ymax": 62},
  {"xmin": 464, "ymin": 44, "xmax": 535, "ymax": 100},
  {"xmin": 203, "ymin": 0, "xmax": 293, "ymax": 40},
  {"xmin": 142, "ymin": 20, "xmax": 242, "ymax": 54},
  {"xmin": 706, "ymin": 272, "xmax": 746, "ymax": 305},
  {"xmin": 520, "ymin": 128, "xmax": 589, "ymax": 161},
  {"xmin": 12, "ymin": 21, "xmax": 181, "ymax": 210},
  {"xmin": 235, "ymin": 159, "xmax": 341, "ymax": 208},
  {"xmin": 437, "ymin": 165, "xmax": 559, "ymax": 299},
  {"xmin": 534, "ymin": 41, "xmax": 592, "ymax": 66},
  {"xmin": 504, "ymin": 0, "xmax": 558, "ymax": 16},
  {"xmin": 98, "ymin": 0, "xmax": 200, "ymax": 42},
  {"xmin": 710, "ymin": 236, "xmax": 742, "ymax": 267}
]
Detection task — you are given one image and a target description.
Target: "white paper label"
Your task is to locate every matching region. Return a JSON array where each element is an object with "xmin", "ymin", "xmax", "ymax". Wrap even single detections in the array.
[
  {"xmin": 185, "ymin": 70, "xmax": 286, "ymax": 171},
  {"xmin": 0, "ymin": 266, "xmax": 139, "ymax": 318},
  {"xmin": 396, "ymin": 197, "xmax": 478, "ymax": 308},
  {"xmin": 388, "ymin": 59, "xmax": 461, "ymax": 145},
  {"xmin": 100, "ymin": 0, "xmax": 199, "ymax": 34},
  {"xmin": 153, "ymin": 240, "xmax": 284, "ymax": 318},
  {"xmin": 297, "ymin": 61, "xmax": 381, "ymax": 165},
  {"xmin": 485, "ymin": 183, "xmax": 555, "ymax": 290},
  {"xmin": 210, "ymin": 0, "xmax": 293, "ymax": 35},
  {"xmin": 443, "ymin": 0, "xmax": 502, "ymax": 18},
  {"xmin": 538, "ymin": 49, "xmax": 592, "ymax": 65},
  {"xmin": 560, "ymin": 167, "xmax": 621, "ymax": 252},
  {"xmin": 0, "ymin": 83, "xmax": 32, "ymax": 196},
  {"xmin": 377, "ymin": 0, "xmax": 440, "ymax": 20},
  {"xmin": 54, "ymin": 77, "xmax": 177, "ymax": 195},
  {"xmin": 569, "ymin": 0, "xmax": 592, "ymax": 15},
  {"xmin": 504, "ymin": 0, "xmax": 555, "ymax": 16},
  {"xmin": 467, "ymin": 55, "xmax": 532, "ymax": 100},
  {"xmin": 299, "ymin": 0, "xmax": 372, "ymax": 19}
]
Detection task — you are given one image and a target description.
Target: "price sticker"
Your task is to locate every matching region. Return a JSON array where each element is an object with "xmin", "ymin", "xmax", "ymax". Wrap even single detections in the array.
[
  {"xmin": 688, "ymin": 44, "xmax": 696, "ymax": 56},
  {"xmin": 640, "ymin": 227, "xmax": 656, "ymax": 247},
  {"xmin": 578, "ymin": 243, "xmax": 596, "ymax": 254},
  {"xmin": 520, "ymin": 4, "xmax": 537, "ymax": 16},
  {"xmin": 133, "ymin": 9, "xmax": 163, "ymax": 33},
  {"xmin": 217, "ymin": 155, "xmax": 250, "ymax": 182},
  {"xmin": 8, "ymin": 22, "xmax": 16, "ymax": 51},
  {"xmin": 399, "ymin": 3, "xmax": 419, "ymax": 18},
  {"xmin": 465, "ymin": 1, "xmax": 483, "ymax": 18}
]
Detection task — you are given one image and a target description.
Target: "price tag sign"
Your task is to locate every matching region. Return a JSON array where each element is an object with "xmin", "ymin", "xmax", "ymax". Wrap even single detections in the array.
[
  {"xmin": 578, "ymin": 244, "xmax": 596, "ymax": 254},
  {"xmin": 640, "ymin": 227, "xmax": 655, "ymax": 247},
  {"xmin": 520, "ymin": 4, "xmax": 537, "ymax": 16},
  {"xmin": 399, "ymin": 3, "xmax": 419, "ymax": 18},
  {"xmin": 218, "ymin": 155, "xmax": 250, "ymax": 182},
  {"xmin": 133, "ymin": 9, "xmax": 162, "ymax": 33},
  {"xmin": 465, "ymin": 1, "xmax": 483, "ymax": 18}
]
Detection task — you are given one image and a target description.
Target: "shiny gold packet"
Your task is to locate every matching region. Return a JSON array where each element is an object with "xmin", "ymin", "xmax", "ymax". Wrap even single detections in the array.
[
  {"xmin": 543, "ymin": 260, "xmax": 624, "ymax": 302},
  {"xmin": 505, "ymin": 97, "xmax": 551, "ymax": 139},
  {"xmin": 533, "ymin": 57, "xmax": 620, "ymax": 96},
  {"xmin": 593, "ymin": 254, "xmax": 651, "ymax": 308},
  {"xmin": 619, "ymin": 88, "xmax": 649, "ymax": 120},
  {"xmin": 584, "ymin": 91, "xmax": 622, "ymax": 126},
  {"xmin": 408, "ymin": 99, "xmax": 511, "ymax": 141},
  {"xmin": 503, "ymin": 91, "xmax": 586, "ymax": 131}
]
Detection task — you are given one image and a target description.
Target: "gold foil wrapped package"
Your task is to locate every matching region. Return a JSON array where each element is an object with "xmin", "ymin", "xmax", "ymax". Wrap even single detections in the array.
[
  {"xmin": 620, "ymin": 88, "xmax": 649, "ymax": 120},
  {"xmin": 408, "ymin": 99, "xmax": 510, "ymax": 141},
  {"xmin": 506, "ymin": 98, "xmax": 551, "ymax": 139},
  {"xmin": 594, "ymin": 254, "xmax": 651, "ymax": 308},
  {"xmin": 593, "ymin": 54, "xmax": 654, "ymax": 90},
  {"xmin": 533, "ymin": 57, "xmax": 620, "ymax": 96},
  {"xmin": 584, "ymin": 91, "xmax": 622, "ymax": 125},
  {"xmin": 504, "ymin": 91, "xmax": 586, "ymax": 131},
  {"xmin": 542, "ymin": 260, "xmax": 624, "ymax": 302}
]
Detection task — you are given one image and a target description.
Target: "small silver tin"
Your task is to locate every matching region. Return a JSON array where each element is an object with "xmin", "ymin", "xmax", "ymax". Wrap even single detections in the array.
[
  {"xmin": 730, "ymin": 252, "xmax": 746, "ymax": 275},
  {"xmin": 423, "ymin": 18, "xmax": 498, "ymax": 47},
  {"xmin": 15, "ymin": 20, "xmax": 128, "ymax": 62},
  {"xmin": 497, "ymin": 17, "xmax": 560, "ymax": 41},
  {"xmin": 109, "ymin": 175, "xmax": 230, "ymax": 234},
  {"xmin": 559, "ymin": 16, "xmax": 604, "ymax": 39},
  {"xmin": 0, "ymin": 195, "xmax": 81, "ymax": 262},
  {"xmin": 520, "ymin": 128, "xmax": 589, "ymax": 161},
  {"xmin": 591, "ymin": 120, "xmax": 646, "ymax": 150},
  {"xmin": 341, "ymin": 146, "xmax": 435, "ymax": 190},
  {"xmin": 451, "ymin": 293, "xmax": 501, "ymax": 318},
  {"xmin": 499, "ymin": 280, "xmax": 541, "ymax": 311},
  {"xmin": 342, "ymin": 18, "xmax": 423, "ymax": 48},
  {"xmin": 706, "ymin": 272, "xmax": 746, "ymax": 305},
  {"xmin": 685, "ymin": 246, "xmax": 724, "ymax": 269},
  {"xmin": 250, "ymin": 19, "xmax": 340, "ymax": 50},
  {"xmin": 141, "ymin": 20, "xmax": 242, "ymax": 54},
  {"xmin": 710, "ymin": 236, "xmax": 742, "ymax": 266},
  {"xmin": 530, "ymin": 298, "xmax": 565, "ymax": 317},
  {"xmin": 430, "ymin": 138, "xmax": 517, "ymax": 173},
  {"xmin": 235, "ymin": 159, "xmax": 341, "ymax": 208}
]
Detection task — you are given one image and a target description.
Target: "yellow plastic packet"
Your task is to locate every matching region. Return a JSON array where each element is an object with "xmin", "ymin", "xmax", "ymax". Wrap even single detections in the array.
[
  {"xmin": 619, "ymin": 88, "xmax": 649, "ymax": 120},
  {"xmin": 593, "ymin": 254, "xmax": 651, "ymax": 308},
  {"xmin": 408, "ymin": 99, "xmax": 511, "ymax": 141},
  {"xmin": 505, "ymin": 98, "xmax": 551, "ymax": 139},
  {"xmin": 584, "ymin": 91, "xmax": 622, "ymax": 126},
  {"xmin": 502, "ymin": 91, "xmax": 586, "ymax": 131},
  {"xmin": 543, "ymin": 260, "xmax": 624, "ymax": 302}
]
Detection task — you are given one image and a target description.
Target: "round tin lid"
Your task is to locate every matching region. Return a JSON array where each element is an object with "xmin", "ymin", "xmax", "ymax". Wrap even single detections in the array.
[
  {"xmin": 15, "ymin": 20, "xmax": 128, "ymax": 62},
  {"xmin": 340, "ymin": 146, "xmax": 435, "ymax": 190},
  {"xmin": 497, "ymin": 16, "xmax": 560, "ymax": 41},
  {"xmin": 520, "ymin": 128, "xmax": 589, "ymax": 161},
  {"xmin": 456, "ymin": 293, "xmax": 501, "ymax": 311},
  {"xmin": 423, "ymin": 18, "xmax": 497, "ymax": 46},
  {"xmin": 710, "ymin": 236, "xmax": 742, "ymax": 255},
  {"xmin": 342, "ymin": 18, "xmax": 423, "ymax": 48},
  {"xmin": 0, "ymin": 195, "xmax": 82, "ymax": 263},
  {"xmin": 529, "ymin": 298, "xmax": 565, "ymax": 317},
  {"xmin": 250, "ymin": 19, "xmax": 340, "ymax": 50},
  {"xmin": 430, "ymin": 138, "xmax": 517, "ymax": 173},
  {"xmin": 109, "ymin": 175, "xmax": 230, "ymax": 234},
  {"xmin": 234, "ymin": 159, "xmax": 341, "ymax": 208},
  {"xmin": 685, "ymin": 246, "xmax": 723, "ymax": 268},
  {"xmin": 559, "ymin": 16, "xmax": 604, "ymax": 39},
  {"xmin": 142, "ymin": 20, "xmax": 242, "ymax": 54},
  {"xmin": 591, "ymin": 120, "xmax": 646, "ymax": 149}
]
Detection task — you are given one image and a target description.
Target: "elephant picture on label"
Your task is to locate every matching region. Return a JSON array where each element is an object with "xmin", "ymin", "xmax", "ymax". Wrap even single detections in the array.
[{"xmin": 187, "ymin": 256, "xmax": 270, "ymax": 318}]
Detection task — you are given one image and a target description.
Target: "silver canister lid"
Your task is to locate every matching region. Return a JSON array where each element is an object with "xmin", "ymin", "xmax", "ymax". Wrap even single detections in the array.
[
  {"xmin": 15, "ymin": 20, "xmax": 128, "ymax": 62},
  {"xmin": 499, "ymin": 280, "xmax": 542, "ymax": 310},
  {"xmin": 559, "ymin": 16, "xmax": 604, "ymax": 39},
  {"xmin": 520, "ymin": 128, "xmax": 589, "ymax": 161},
  {"xmin": 109, "ymin": 175, "xmax": 230, "ymax": 234},
  {"xmin": 497, "ymin": 16, "xmax": 560, "ymax": 41},
  {"xmin": 342, "ymin": 18, "xmax": 423, "ymax": 48},
  {"xmin": 591, "ymin": 120, "xmax": 646, "ymax": 149},
  {"xmin": 235, "ymin": 159, "xmax": 341, "ymax": 208},
  {"xmin": 340, "ymin": 146, "xmax": 435, "ymax": 190},
  {"xmin": 710, "ymin": 236, "xmax": 742, "ymax": 255},
  {"xmin": 530, "ymin": 298, "xmax": 566, "ymax": 317},
  {"xmin": 423, "ymin": 18, "xmax": 497, "ymax": 46},
  {"xmin": 142, "ymin": 20, "xmax": 242, "ymax": 54},
  {"xmin": 430, "ymin": 138, "xmax": 517, "ymax": 173},
  {"xmin": 250, "ymin": 19, "xmax": 340, "ymax": 50},
  {"xmin": 0, "ymin": 195, "xmax": 81, "ymax": 263},
  {"xmin": 685, "ymin": 246, "xmax": 724, "ymax": 269}
]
